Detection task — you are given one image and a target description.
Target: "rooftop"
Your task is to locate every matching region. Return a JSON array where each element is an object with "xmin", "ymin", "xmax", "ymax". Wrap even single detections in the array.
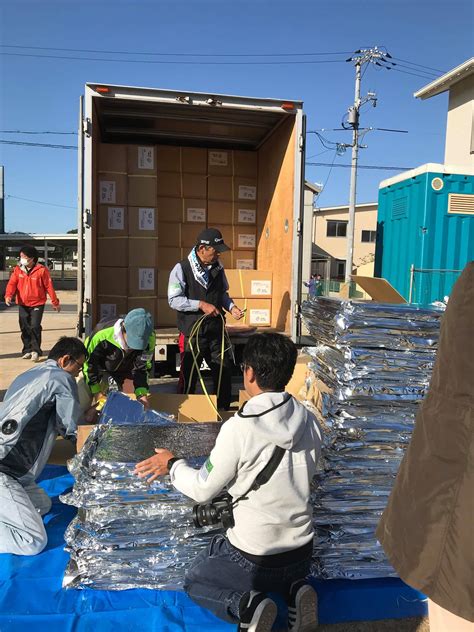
[{"xmin": 414, "ymin": 57, "xmax": 474, "ymax": 100}]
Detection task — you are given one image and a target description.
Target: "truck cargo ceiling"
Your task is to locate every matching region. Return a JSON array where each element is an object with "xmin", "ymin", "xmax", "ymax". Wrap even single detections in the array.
[{"xmin": 94, "ymin": 96, "xmax": 291, "ymax": 150}]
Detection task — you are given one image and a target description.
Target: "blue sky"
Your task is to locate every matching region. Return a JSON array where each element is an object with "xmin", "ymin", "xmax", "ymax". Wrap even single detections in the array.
[{"xmin": 0, "ymin": 0, "xmax": 472, "ymax": 233}]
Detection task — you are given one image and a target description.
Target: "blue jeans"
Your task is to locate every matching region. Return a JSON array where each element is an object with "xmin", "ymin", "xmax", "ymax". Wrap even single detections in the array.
[{"xmin": 184, "ymin": 534, "xmax": 312, "ymax": 624}]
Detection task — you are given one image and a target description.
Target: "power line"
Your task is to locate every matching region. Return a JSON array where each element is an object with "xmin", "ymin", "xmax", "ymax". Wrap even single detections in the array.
[
  {"xmin": 6, "ymin": 195, "xmax": 76, "ymax": 209},
  {"xmin": 391, "ymin": 56, "xmax": 446, "ymax": 74},
  {"xmin": 0, "ymin": 44, "xmax": 353, "ymax": 57},
  {"xmin": 0, "ymin": 129, "xmax": 76, "ymax": 135},
  {"xmin": 306, "ymin": 162, "xmax": 413, "ymax": 171},
  {"xmin": 389, "ymin": 67, "xmax": 438, "ymax": 80},
  {"xmin": 1, "ymin": 51, "xmax": 347, "ymax": 66},
  {"xmin": 0, "ymin": 139, "xmax": 77, "ymax": 149}
]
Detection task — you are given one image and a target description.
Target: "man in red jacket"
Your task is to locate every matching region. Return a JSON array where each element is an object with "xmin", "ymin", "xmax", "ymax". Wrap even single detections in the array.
[{"xmin": 5, "ymin": 245, "xmax": 61, "ymax": 362}]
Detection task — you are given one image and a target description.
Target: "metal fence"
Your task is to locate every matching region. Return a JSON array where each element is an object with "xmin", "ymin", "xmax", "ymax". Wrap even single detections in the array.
[{"xmin": 408, "ymin": 266, "xmax": 463, "ymax": 304}]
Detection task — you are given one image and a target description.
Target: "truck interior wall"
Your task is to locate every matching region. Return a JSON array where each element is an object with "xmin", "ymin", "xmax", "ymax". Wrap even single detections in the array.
[
  {"xmin": 256, "ymin": 117, "xmax": 296, "ymax": 333},
  {"xmin": 91, "ymin": 99, "xmax": 99, "ymax": 326}
]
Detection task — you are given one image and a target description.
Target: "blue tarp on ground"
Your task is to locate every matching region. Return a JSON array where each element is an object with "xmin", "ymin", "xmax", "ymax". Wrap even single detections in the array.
[{"xmin": 0, "ymin": 466, "xmax": 427, "ymax": 631}]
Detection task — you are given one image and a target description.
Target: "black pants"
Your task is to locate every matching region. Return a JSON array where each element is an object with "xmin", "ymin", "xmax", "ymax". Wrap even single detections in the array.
[
  {"xmin": 182, "ymin": 329, "xmax": 232, "ymax": 410},
  {"xmin": 19, "ymin": 304, "xmax": 45, "ymax": 354}
]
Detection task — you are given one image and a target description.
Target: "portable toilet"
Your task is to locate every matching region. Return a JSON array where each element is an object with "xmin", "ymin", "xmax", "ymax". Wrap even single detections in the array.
[{"xmin": 375, "ymin": 163, "xmax": 474, "ymax": 304}]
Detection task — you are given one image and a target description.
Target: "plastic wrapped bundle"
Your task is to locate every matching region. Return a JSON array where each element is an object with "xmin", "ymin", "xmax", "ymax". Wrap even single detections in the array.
[
  {"xmin": 302, "ymin": 297, "xmax": 443, "ymax": 579},
  {"xmin": 61, "ymin": 392, "xmax": 221, "ymax": 590}
]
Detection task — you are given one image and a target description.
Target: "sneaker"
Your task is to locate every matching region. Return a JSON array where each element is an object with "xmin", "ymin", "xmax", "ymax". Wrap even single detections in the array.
[
  {"xmin": 31, "ymin": 352, "xmax": 40, "ymax": 362},
  {"xmin": 288, "ymin": 581, "xmax": 318, "ymax": 631},
  {"xmin": 21, "ymin": 352, "xmax": 32, "ymax": 359},
  {"xmin": 238, "ymin": 591, "xmax": 277, "ymax": 631}
]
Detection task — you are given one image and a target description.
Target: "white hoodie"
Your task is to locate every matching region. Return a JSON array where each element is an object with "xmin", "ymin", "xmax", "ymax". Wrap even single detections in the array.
[{"xmin": 170, "ymin": 392, "xmax": 322, "ymax": 556}]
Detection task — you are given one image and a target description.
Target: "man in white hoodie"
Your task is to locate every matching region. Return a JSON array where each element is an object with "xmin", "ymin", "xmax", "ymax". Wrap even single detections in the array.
[{"xmin": 135, "ymin": 333, "xmax": 321, "ymax": 632}]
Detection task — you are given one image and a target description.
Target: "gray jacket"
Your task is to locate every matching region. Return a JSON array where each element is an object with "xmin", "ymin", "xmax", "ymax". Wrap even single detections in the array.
[{"xmin": 0, "ymin": 359, "xmax": 81, "ymax": 484}]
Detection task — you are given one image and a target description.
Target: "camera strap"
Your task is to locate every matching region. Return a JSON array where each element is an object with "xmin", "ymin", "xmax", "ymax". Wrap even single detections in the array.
[{"xmin": 232, "ymin": 445, "xmax": 286, "ymax": 507}]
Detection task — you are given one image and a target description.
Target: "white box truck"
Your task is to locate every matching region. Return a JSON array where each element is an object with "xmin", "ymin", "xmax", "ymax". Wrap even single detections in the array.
[{"xmin": 77, "ymin": 83, "xmax": 311, "ymax": 369}]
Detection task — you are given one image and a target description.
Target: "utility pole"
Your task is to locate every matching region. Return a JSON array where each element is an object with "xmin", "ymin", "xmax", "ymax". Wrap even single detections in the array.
[{"xmin": 344, "ymin": 47, "xmax": 389, "ymax": 284}]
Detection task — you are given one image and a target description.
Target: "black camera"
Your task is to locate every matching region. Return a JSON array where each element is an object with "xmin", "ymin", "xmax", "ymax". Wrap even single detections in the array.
[{"xmin": 192, "ymin": 492, "xmax": 235, "ymax": 529}]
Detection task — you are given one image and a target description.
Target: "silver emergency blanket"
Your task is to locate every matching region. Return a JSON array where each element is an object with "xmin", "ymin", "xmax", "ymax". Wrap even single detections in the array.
[
  {"xmin": 61, "ymin": 392, "xmax": 221, "ymax": 590},
  {"xmin": 302, "ymin": 297, "xmax": 444, "ymax": 579}
]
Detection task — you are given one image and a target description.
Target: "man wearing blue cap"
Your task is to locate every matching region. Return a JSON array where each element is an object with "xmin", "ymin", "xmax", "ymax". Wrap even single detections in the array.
[{"xmin": 82, "ymin": 308, "xmax": 155, "ymax": 409}]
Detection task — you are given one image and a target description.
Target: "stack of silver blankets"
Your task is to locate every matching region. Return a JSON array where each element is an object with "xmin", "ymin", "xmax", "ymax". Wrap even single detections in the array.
[
  {"xmin": 302, "ymin": 297, "xmax": 444, "ymax": 579},
  {"xmin": 61, "ymin": 392, "xmax": 221, "ymax": 590}
]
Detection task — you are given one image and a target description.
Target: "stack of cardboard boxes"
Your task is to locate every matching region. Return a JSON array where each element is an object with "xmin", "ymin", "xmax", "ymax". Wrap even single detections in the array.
[
  {"xmin": 225, "ymin": 269, "xmax": 273, "ymax": 327},
  {"xmin": 97, "ymin": 143, "xmax": 263, "ymax": 327}
]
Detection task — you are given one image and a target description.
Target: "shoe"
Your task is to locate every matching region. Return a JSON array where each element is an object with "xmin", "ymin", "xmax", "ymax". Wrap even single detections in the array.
[
  {"xmin": 238, "ymin": 591, "xmax": 277, "ymax": 631},
  {"xmin": 21, "ymin": 352, "xmax": 32, "ymax": 359},
  {"xmin": 288, "ymin": 581, "xmax": 318, "ymax": 631},
  {"xmin": 31, "ymin": 352, "xmax": 40, "ymax": 362}
]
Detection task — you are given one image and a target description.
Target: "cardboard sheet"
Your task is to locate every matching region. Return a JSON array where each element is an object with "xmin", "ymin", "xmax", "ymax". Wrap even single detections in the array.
[{"xmin": 351, "ymin": 276, "xmax": 407, "ymax": 304}]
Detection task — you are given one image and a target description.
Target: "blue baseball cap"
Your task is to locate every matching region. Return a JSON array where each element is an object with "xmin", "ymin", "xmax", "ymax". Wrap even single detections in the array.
[{"xmin": 123, "ymin": 308, "xmax": 154, "ymax": 350}]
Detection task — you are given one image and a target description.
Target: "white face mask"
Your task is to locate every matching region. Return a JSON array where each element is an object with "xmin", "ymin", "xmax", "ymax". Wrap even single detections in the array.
[{"xmin": 20, "ymin": 257, "xmax": 29, "ymax": 266}]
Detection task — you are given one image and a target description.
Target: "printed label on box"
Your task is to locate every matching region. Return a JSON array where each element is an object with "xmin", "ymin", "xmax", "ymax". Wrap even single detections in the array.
[
  {"xmin": 250, "ymin": 309, "xmax": 270, "ymax": 325},
  {"xmin": 138, "ymin": 147, "xmax": 154, "ymax": 170},
  {"xmin": 107, "ymin": 207, "xmax": 125, "ymax": 230},
  {"xmin": 100, "ymin": 181, "xmax": 116, "ymax": 204},
  {"xmin": 138, "ymin": 268, "xmax": 155, "ymax": 291},
  {"xmin": 208, "ymin": 151, "xmax": 228, "ymax": 167},
  {"xmin": 251, "ymin": 280, "xmax": 272, "ymax": 296},
  {"xmin": 238, "ymin": 185, "xmax": 257, "ymax": 200},
  {"xmin": 186, "ymin": 207, "xmax": 206, "ymax": 223},
  {"xmin": 238, "ymin": 233, "xmax": 256, "ymax": 248},
  {"xmin": 100, "ymin": 303, "xmax": 116, "ymax": 320},
  {"xmin": 236, "ymin": 259, "xmax": 254, "ymax": 270},
  {"xmin": 139, "ymin": 207, "xmax": 155, "ymax": 231},
  {"xmin": 238, "ymin": 208, "xmax": 256, "ymax": 224}
]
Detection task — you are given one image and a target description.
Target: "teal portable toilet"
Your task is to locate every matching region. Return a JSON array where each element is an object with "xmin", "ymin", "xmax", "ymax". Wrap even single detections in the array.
[{"xmin": 375, "ymin": 163, "xmax": 474, "ymax": 304}]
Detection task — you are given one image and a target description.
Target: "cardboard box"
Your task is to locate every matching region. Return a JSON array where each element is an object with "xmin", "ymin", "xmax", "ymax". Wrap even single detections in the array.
[
  {"xmin": 225, "ymin": 269, "xmax": 245, "ymax": 299},
  {"xmin": 97, "ymin": 237, "xmax": 128, "ymax": 267},
  {"xmin": 156, "ymin": 298, "xmax": 177, "ymax": 327},
  {"xmin": 127, "ymin": 146, "xmax": 156, "ymax": 175},
  {"xmin": 233, "ymin": 226, "xmax": 257, "ymax": 250},
  {"xmin": 182, "ymin": 147, "xmax": 207, "ymax": 174},
  {"xmin": 98, "ymin": 173, "xmax": 127, "ymax": 205},
  {"xmin": 157, "ymin": 269, "xmax": 171, "ymax": 297},
  {"xmin": 208, "ymin": 176, "xmax": 233, "ymax": 201},
  {"xmin": 233, "ymin": 251, "xmax": 255, "ymax": 269},
  {"xmin": 129, "ymin": 267, "xmax": 157, "ymax": 296},
  {"xmin": 99, "ymin": 143, "xmax": 127, "ymax": 173},
  {"xmin": 212, "ymin": 224, "xmax": 233, "ymax": 250},
  {"xmin": 181, "ymin": 223, "xmax": 201, "ymax": 248},
  {"xmin": 127, "ymin": 175, "xmax": 157, "ymax": 207},
  {"xmin": 98, "ymin": 267, "xmax": 128, "ymax": 296},
  {"xmin": 234, "ymin": 177, "xmax": 257, "ymax": 202},
  {"xmin": 98, "ymin": 205, "xmax": 127, "ymax": 237},
  {"xmin": 208, "ymin": 150, "xmax": 233, "ymax": 176},
  {"xmin": 77, "ymin": 425, "xmax": 94, "ymax": 452},
  {"xmin": 234, "ymin": 202, "xmax": 257, "ymax": 225},
  {"xmin": 183, "ymin": 199, "xmax": 207, "ymax": 224},
  {"xmin": 127, "ymin": 297, "xmax": 157, "ymax": 320},
  {"xmin": 182, "ymin": 173, "xmax": 207, "ymax": 199},
  {"xmin": 156, "ymin": 145, "xmax": 181, "ymax": 172},
  {"xmin": 157, "ymin": 197, "xmax": 183, "ymax": 223},
  {"xmin": 208, "ymin": 200, "xmax": 233, "ymax": 225},
  {"xmin": 219, "ymin": 250, "xmax": 232, "ymax": 269},
  {"xmin": 148, "ymin": 393, "xmax": 219, "ymax": 422},
  {"xmin": 98, "ymin": 296, "xmax": 128, "ymax": 321},
  {"xmin": 158, "ymin": 222, "xmax": 181, "ymax": 247},
  {"xmin": 233, "ymin": 150, "xmax": 258, "ymax": 177},
  {"xmin": 157, "ymin": 246, "xmax": 182, "ymax": 269},
  {"xmin": 243, "ymin": 298, "xmax": 272, "ymax": 327},
  {"xmin": 285, "ymin": 354, "xmax": 311, "ymax": 398},
  {"xmin": 157, "ymin": 172, "xmax": 182, "ymax": 198},
  {"xmin": 239, "ymin": 389, "xmax": 250, "ymax": 407},
  {"xmin": 128, "ymin": 206, "xmax": 157, "ymax": 237},
  {"xmin": 128, "ymin": 238, "xmax": 158, "ymax": 267}
]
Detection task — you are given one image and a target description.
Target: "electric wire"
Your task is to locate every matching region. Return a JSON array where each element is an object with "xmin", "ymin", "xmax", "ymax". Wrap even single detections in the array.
[
  {"xmin": 6, "ymin": 194, "xmax": 76, "ymax": 209},
  {"xmin": 0, "ymin": 129, "xmax": 76, "ymax": 135},
  {"xmin": 0, "ymin": 139, "xmax": 77, "ymax": 149},
  {"xmin": 306, "ymin": 162, "xmax": 414, "ymax": 171}
]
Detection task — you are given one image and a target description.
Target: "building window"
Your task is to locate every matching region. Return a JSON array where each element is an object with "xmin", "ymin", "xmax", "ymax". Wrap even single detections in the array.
[
  {"xmin": 336, "ymin": 260, "xmax": 346, "ymax": 279},
  {"xmin": 361, "ymin": 230, "xmax": 376, "ymax": 243},
  {"xmin": 327, "ymin": 220, "xmax": 347, "ymax": 237}
]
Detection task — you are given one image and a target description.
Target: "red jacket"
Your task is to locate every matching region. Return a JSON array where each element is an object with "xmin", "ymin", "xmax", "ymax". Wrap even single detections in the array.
[{"xmin": 5, "ymin": 264, "xmax": 60, "ymax": 307}]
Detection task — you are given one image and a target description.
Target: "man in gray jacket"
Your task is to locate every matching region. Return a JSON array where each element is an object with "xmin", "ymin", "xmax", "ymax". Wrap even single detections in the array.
[
  {"xmin": 136, "ymin": 333, "xmax": 321, "ymax": 632},
  {"xmin": 0, "ymin": 336, "xmax": 87, "ymax": 555}
]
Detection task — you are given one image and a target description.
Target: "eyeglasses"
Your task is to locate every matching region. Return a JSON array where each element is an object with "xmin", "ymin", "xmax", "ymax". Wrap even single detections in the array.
[
  {"xmin": 240, "ymin": 363, "xmax": 247, "ymax": 373},
  {"xmin": 70, "ymin": 358, "xmax": 85, "ymax": 369}
]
